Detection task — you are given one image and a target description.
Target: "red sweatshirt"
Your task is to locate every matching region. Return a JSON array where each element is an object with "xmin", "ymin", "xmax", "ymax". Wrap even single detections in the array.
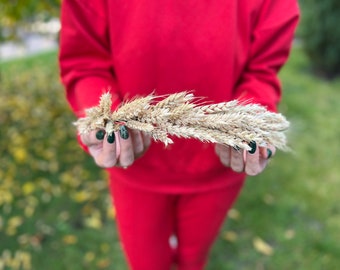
[{"xmin": 59, "ymin": 0, "xmax": 299, "ymax": 193}]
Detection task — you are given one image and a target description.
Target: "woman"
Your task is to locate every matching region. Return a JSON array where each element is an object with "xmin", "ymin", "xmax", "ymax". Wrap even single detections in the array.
[{"xmin": 59, "ymin": 1, "xmax": 299, "ymax": 269}]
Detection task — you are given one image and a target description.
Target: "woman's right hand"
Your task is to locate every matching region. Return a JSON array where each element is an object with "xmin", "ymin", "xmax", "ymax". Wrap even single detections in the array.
[{"xmin": 80, "ymin": 127, "xmax": 151, "ymax": 168}]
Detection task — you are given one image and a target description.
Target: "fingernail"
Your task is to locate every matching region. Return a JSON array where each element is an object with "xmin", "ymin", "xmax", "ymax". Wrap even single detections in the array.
[
  {"xmin": 248, "ymin": 141, "xmax": 256, "ymax": 154},
  {"xmin": 107, "ymin": 133, "xmax": 115, "ymax": 144},
  {"xmin": 267, "ymin": 149, "xmax": 272, "ymax": 159},
  {"xmin": 119, "ymin": 126, "xmax": 129, "ymax": 140},
  {"xmin": 96, "ymin": 130, "xmax": 105, "ymax": 140}
]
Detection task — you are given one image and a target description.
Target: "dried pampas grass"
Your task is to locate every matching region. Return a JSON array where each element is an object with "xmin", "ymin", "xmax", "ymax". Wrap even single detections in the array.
[{"xmin": 74, "ymin": 92, "xmax": 290, "ymax": 151}]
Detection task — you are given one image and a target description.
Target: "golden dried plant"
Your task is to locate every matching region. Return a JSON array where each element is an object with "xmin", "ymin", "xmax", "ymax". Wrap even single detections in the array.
[{"xmin": 74, "ymin": 92, "xmax": 290, "ymax": 151}]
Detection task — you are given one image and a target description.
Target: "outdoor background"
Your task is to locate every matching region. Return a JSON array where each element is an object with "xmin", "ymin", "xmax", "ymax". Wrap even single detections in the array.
[{"xmin": 1, "ymin": 1, "xmax": 339, "ymax": 269}]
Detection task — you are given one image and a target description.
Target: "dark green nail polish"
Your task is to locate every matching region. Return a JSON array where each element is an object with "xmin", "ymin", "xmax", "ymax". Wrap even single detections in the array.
[
  {"xmin": 96, "ymin": 130, "xmax": 105, "ymax": 140},
  {"xmin": 267, "ymin": 149, "xmax": 272, "ymax": 159},
  {"xmin": 248, "ymin": 141, "xmax": 256, "ymax": 154},
  {"xmin": 107, "ymin": 133, "xmax": 115, "ymax": 144},
  {"xmin": 119, "ymin": 126, "xmax": 129, "ymax": 140}
]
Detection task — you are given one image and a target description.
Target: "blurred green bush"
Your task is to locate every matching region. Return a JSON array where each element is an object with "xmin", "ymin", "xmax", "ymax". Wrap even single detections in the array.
[
  {"xmin": 0, "ymin": 0, "xmax": 60, "ymax": 41},
  {"xmin": 299, "ymin": 0, "xmax": 340, "ymax": 78}
]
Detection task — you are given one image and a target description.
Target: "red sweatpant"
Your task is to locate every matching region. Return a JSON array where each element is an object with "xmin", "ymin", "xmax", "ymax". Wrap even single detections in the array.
[{"xmin": 110, "ymin": 179, "xmax": 244, "ymax": 270}]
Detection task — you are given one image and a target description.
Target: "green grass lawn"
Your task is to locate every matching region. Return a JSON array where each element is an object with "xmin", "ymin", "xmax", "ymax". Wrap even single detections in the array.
[{"xmin": 0, "ymin": 48, "xmax": 339, "ymax": 270}]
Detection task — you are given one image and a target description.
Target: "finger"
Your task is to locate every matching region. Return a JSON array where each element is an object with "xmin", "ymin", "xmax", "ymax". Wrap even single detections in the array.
[
  {"xmin": 130, "ymin": 129, "xmax": 144, "ymax": 157},
  {"xmin": 259, "ymin": 145, "xmax": 276, "ymax": 160},
  {"xmin": 133, "ymin": 131, "xmax": 152, "ymax": 159},
  {"xmin": 141, "ymin": 132, "xmax": 152, "ymax": 150},
  {"xmin": 81, "ymin": 130, "xmax": 111, "ymax": 166},
  {"xmin": 94, "ymin": 132, "xmax": 118, "ymax": 168},
  {"xmin": 215, "ymin": 144, "xmax": 231, "ymax": 167},
  {"xmin": 244, "ymin": 142, "xmax": 267, "ymax": 176},
  {"xmin": 80, "ymin": 129, "xmax": 104, "ymax": 146},
  {"xmin": 230, "ymin": 146, "xmax": 245, "ymax": 172},
  {"xmin": 117, "ymin": 126, "xmax": 134, "ymax": 167},
  {"xmin": 214, "ymin": 143, "xmax": 222, "ymax": 155},
  {"xmin": 257, "ymin": 145, "xmax": 276, "ymax": 173}
]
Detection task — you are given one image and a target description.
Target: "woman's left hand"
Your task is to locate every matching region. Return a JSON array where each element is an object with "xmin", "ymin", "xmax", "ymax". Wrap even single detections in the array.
[{"xmin": 215, "ymin": 143, "xmax": 275, "ymax": 176}]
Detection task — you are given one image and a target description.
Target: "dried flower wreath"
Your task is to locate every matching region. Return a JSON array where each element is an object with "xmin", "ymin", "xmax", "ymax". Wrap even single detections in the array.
[{"xmin": 74, "ymin": 92, "xmax": 290, "ymax": 151}]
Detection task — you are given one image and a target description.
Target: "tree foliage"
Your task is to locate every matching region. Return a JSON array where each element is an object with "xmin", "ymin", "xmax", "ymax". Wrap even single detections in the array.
[
  {"xmin": 0, "ymin": 0, "xmax": 61, "ymax": 40},
  {"xmin": 300, "ymin": 0, "xmax": 340, "ymax": 78}
]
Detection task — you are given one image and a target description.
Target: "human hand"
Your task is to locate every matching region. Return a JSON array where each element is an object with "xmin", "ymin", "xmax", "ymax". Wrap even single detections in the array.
[
  {"xmin": 80, "ymin": 126, "xmax": 151, "ymax": 168},
  {"xmin": 215, "ymin": 142, "xmax": 275, "ymax": 176}
]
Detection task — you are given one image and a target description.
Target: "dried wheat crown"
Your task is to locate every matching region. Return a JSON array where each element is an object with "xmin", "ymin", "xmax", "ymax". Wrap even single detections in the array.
[{"xmin": 74, "ymin": 91, "xmax": 290, "ymax": 151}]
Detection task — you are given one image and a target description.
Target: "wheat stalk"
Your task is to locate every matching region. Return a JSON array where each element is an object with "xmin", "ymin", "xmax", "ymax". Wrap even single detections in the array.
[{"xmin": 74, "ymin": 91, "xmax": 290, "ymax": 151}]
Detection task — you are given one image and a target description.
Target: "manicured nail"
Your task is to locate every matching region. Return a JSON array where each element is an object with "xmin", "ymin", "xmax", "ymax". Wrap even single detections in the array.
[
  {"xmin": 96, "ymin": 130, "xmax": 105, "ymax": 140},
  {"xmin": 248, "ymin": 141, "xmax": 256, "ymax": 154},
  {"xmin": 107, "ymin": 133, "xmax": 115, "ymax": 144},
  {"xmin": 267, "ymin": 149, "xmax": 273, "ymax": 159},
  {"xmin": 119, "ymin": 126, "xmax": 129, "ymax": 140}
]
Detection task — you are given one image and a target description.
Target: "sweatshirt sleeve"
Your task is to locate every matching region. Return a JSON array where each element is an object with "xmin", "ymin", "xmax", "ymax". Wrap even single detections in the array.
[
  {"xmin": 233, "ymin": 0, "xmax": 300, "ymax": 112},
  {"xmin": 59, "ymin": 0, "xmax": 121, "ymax": 118}
]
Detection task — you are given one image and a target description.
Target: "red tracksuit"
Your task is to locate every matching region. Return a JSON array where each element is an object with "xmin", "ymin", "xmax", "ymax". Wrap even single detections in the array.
[{"xmin": 59, "ymin": 0, "xmax": 299, "ymax": 269}]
